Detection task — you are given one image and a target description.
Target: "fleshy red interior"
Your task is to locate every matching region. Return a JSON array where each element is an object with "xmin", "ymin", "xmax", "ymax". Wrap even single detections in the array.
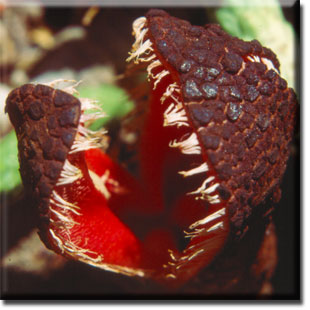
[{"xmin": 49, "ymin": 63, "xmax": 229, "ymax": 284}]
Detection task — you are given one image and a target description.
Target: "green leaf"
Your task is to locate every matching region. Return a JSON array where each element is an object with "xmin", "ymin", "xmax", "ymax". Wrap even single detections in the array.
[
  {"xmin": 77, "ymin": 84, "xmax": 134, "ymax": 131},
  {"xmin": 216, "ymin": 0, "xmax": 296, "ymax": 89},
  {"xmin": 0, "ymin": 131, "xmax": 21, "ymax": 192},
  {"xmin": 216, "ymin": 7, "xmax": 256, "ymax": 40}
]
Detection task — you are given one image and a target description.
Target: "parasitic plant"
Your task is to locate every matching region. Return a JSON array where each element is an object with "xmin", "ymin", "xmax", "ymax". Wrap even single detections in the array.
[{"xmin": 5, "ymin": 9, "xmax": 297, "ymax": 289}]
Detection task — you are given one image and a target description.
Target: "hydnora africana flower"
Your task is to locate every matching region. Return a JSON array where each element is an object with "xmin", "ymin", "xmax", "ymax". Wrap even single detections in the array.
[{"xmin": 5, "ymin": 9, "xmax": 297, "ymax": 288}]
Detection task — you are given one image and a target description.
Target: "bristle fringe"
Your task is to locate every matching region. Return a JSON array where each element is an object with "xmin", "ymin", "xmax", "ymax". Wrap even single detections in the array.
[
  {"xmin": 57, "ymin": 159, "xmax": 83, "ymax": 186},
  {"xmin": 169, "ymin": 132, "xmax": 201, "ymax": 155}
]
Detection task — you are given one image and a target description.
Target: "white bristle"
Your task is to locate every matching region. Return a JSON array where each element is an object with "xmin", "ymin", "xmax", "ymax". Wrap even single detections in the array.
[
  {"xmin": 261, "ymin": 57, "xmax": 279, "ymax": 73},
  {"xmin": 160, "ymin": 82, "xmax": 181, "ymax": 105},
  {"xmin": 206, "ymin": 221, "xmax": 224, "ymax": 232},
  {"xmin": 56, "ymin": 159, "xmax": 83, "ymax": 186},
  {"xmin": 189, "ymin": 207, "xmax": 226, "ymax": 229},
  {"xmin": 169, "ymin": 132, "xmax": 201, "ymax": 155},
  {"xmin": 188, "ymin": 176, "xmax": 215, "ymax": 195},
  {"xmin": 163, "ymin": 103, "xmax": 189, "ymax": 128},
  {"xmin": 179, "ymin": 162, "xmax": 208, "ymax": 177}
]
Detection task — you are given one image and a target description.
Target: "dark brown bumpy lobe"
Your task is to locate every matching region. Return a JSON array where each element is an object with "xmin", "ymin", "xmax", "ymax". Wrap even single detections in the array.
[
  {"xmin": 5, "ymin": 84, "xmax": 81, "ymax": 224},
  {"xmin": 146, "ymin": 9, "xmax": 297, "ymax": 233}
]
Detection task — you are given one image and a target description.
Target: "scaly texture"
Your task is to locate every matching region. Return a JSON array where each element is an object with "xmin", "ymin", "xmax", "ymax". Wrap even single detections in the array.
[
  {"xmin": 5, "ymin": 84, "xmax": 81, "ymax": 227},
  {"xmin": 145, "ymin": 9, "xmax": 297, "ymax": 234}
]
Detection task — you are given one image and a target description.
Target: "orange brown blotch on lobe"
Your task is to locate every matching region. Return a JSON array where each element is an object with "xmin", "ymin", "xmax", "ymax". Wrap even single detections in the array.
[{"xmin": 126, "ymin": 9, "xmax": 297, "ymax": 284}]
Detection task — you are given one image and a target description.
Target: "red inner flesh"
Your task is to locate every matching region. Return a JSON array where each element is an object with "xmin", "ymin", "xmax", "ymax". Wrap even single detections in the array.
[
  {"xmin": 136, "ymin": 60, "xmax": 230, "ymax": 282},
  {"xmin": 48, "ymin": 51, "xmax": 229, "ymax": 284},
  {"xmin": 48, "ymin": 151, "xmax": 143, "ymax": 268}
]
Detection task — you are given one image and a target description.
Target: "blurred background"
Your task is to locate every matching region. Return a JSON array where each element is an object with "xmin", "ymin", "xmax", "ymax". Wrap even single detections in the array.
[{"xmin": 0, "ymin": 0, "xmax": 300, "ymax": 299}]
